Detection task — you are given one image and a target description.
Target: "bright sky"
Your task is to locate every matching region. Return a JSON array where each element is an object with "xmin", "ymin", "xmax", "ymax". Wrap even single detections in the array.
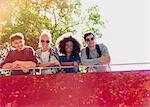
[{"xmin": 82, "ymin": 0, "xmax": 150, "ymax": 64}]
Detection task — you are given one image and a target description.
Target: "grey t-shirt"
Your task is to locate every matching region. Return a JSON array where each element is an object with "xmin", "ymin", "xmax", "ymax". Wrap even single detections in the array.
[{"xmin": 81, "ymin": 43, "xmax": 110, "ymax": 71}]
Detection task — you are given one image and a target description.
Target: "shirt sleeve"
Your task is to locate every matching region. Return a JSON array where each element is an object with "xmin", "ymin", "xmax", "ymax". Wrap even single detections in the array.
[
  {"xmin": 0, "ymin": 51, "xmax": 13, "ymax": 67},
  {"xmin": 59, "ymin": 56, "xmax": 64, "ymax": 64},
  {"xmin": 75, "ymin": 54, "xmax": 80, "ymax": 63},
  {"xmin": 51, "ymin": 47, "xmax": 59, "ymax": 60},
  {"xmin": 35, "ymin": 49, "xmax": 42, "ymax": 64},
  {"xmin": 99, "ymin": 44, "xmax": 110, "ymax": 56},
  {"xmin": 28, "ymin": 47, "xmax": 38, "ymax": 64}
]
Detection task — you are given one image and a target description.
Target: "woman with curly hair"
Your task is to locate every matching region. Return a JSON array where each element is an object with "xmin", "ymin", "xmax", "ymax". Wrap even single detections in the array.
[{"xmin": 57, "ymin": 34, "xmax": 82, "ymax": 73}]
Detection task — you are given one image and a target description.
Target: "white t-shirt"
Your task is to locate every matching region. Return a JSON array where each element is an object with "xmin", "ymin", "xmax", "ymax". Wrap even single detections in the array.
[{"xmin": 41, "ymin": 50, "xmax": 50, "ymax": 63}]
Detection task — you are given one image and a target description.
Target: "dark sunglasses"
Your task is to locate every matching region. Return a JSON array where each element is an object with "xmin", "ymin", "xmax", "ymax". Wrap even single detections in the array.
[
  {"xmin": 86, "ymin": 37, "xmax": 94, "ymax": 42},
  {"xmin": 41, "ymin": 40, "xmax": 50, "ymax": 43}
]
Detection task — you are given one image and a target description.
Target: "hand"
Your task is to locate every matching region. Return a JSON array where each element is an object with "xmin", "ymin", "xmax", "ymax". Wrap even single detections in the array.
[
  {"xmin": 60, "ymin": 69, "xmax": 66, "ymax": 73},
  {"xmin": 12, "ymin": 61, "xmax": 21, "ymax": 69},
  {"xmin": 73, "ymin": 61, "xmax": 79, "ymax": 68},
  {"xmin": 2, "ymin": 63, "xmax": 13, "ymax": 69},
  {"xmin": 13, "ymin": 62, "xmax": 29, "ymax": 73},
  {"xmin": 20, "ymin": 66, "xmax": 29, "ymax": 73},
  {"xmin": 99, "ymin": 55, "xmax": 110, "ymax": 64},
  {"xmin": 73, "ymin": 61, "xmax": 79, "ymax": 72},
  {"xmin": 54, "ymin": 60, "xmax": 60, "ymax": 66},
  {"xmin": 87, "ymin": 65, "xmax": 93, "ymax": 72}
]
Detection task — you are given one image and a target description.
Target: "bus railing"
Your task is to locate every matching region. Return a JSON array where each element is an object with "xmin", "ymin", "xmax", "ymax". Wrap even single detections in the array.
[{"xmin": 0, "ymin": 62, "xmax": 150, "ymax": 76}]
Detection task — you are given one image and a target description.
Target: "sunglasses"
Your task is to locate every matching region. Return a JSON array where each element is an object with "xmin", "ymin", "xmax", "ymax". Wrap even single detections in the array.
[
  {"xmin": 85, "ymin": 37, "xmax": 95, "ymax": 42},
  {"xmin": 41, "ymin": 40, "xmax": 50, "ymax": 43}
]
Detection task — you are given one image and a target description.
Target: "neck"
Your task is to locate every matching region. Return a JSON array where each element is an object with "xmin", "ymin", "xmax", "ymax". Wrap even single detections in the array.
[
  {"xmin": 88, "ymin": 45, "xmax": 96, "ymax": 50},
  {"xmin": 66, "ymin": 52, "xmax": 71, "ymax": 57},
  {"xmin": 42, "ymin": 47, "xmax": 49, "ymax": 52},
  {"xmin": 17, "ymin": 47, "xmax": 25, "ymax": 52}
]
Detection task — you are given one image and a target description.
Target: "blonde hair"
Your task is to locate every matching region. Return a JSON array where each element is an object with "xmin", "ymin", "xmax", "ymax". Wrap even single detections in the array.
[{"xmin": 39, "ymin": 29, "xmax": 52, "ymax": 48}]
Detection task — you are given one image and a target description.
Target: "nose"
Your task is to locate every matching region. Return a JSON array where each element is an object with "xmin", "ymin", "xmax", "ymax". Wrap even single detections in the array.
[{"xmin": 42, "ymin": 42, "xmax": 48, "ymax": 47}]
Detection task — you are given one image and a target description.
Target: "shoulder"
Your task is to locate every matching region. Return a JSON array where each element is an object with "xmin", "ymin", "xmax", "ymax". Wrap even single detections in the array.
[
  {"xmin": 7, "ymin": 48, "xmax": 17, "ymax": 54},
  {"xmin": 98, "ymin": 43, "xmax": 107, "ymax": 48},
  {"xmin": 73, "ymin": 53, "xmax": 80, "ymax": 60},
  {"xmin": 81, "ymin": 47, "xmax": 86, "ymax": 53},
  {"xmin": 59, "ymin": 55, "xmax": 65, "ymax": 60},
  {"xmin": 80, "ymin": 47, "xmax": 87, "ymax": 56},
  {"xmin": 36, "ymin": 48, "xmax": 41, "ymax": 53},
  {"xmin": 35, "ymin": 48, "xmax": 42, "ymax": 56},
  {"xmin": 73, "ymin": 53, "xmax": 80, "ymax": 57},
  {"xmin": 24, "ymin": 46, "xmax": 35, "ymax": 51},
  {"xmin": 98, "ymin": 43, "xmax": 110, "ymax": 56},
  {"xmin": 59, "ymin": 55, "xmax": 65, "ymax": 58},
  {"xmin": 6, "ymin": 49, "xmax": 13, "ymax": 56},
  {"xmin": 51, "ymin": 46, "xmax": 57, "ymax": 53},
  {"xmin": 24, "ymin": 46, "xmax": 36, "ymax": 55},
  {"xmin": 8, "ymin": 49, "xmax": 14, "ymax": 53},
  {"xmin": 97, "ymin": 43, "xmax": 108, "ymax": 51}
]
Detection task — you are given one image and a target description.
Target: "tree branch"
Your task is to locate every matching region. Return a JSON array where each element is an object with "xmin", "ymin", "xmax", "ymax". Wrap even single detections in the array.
[{"xmin": 51, "ymin": 8, "xmax": 58, "ymax": 36}]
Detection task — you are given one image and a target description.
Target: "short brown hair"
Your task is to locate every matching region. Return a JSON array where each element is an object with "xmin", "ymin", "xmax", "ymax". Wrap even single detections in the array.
[
  {"xmin": 83, "ymin": 32, "xmax": 95, "ymax": 40},
  {"xmin": 9, "ymin": 33, "xmax": 24, "ymax": 42}
]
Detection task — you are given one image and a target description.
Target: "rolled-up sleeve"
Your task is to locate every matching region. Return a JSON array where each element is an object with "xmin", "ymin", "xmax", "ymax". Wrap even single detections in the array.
[
  {"xmin": 0, "ymin": 51, "xmax": 13, "ymax": 68},
  {"xmin": 28, "ymin": 47, "xmax": 38, "ymax": 64},
  {"xmin": 99, "ymin": 44, "xmax": 110, "ymax": 56}
]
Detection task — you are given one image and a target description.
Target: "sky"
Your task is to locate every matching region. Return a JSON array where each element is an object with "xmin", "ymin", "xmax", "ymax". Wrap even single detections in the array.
[{"xmin": 82, "ymin": 0, "xmax": 150, "ymax": 64}]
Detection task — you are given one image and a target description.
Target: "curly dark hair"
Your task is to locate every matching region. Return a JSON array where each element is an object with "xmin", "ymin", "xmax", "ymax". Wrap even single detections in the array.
[{"xmin": 58, "ymin": 36, "xmax": 81, "ymax": 55}]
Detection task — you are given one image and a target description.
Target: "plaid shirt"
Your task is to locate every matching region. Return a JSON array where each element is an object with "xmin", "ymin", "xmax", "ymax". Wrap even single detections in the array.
[{"xmin": 36, "ymin": 46, "xmax": 59, "ymax": 64}]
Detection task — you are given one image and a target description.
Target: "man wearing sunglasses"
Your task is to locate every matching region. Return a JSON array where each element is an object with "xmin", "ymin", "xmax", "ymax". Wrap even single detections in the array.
[{"xmin": 81, "ymin": 32, "xmax": 111, "ymax": 72}]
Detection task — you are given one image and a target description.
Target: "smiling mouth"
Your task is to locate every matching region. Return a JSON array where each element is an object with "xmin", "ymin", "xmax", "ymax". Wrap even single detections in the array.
[
  {"xmin": 17, "ymin": 46, "xmax": 23, "ymax": 49},
  {"xmin": 66, "ymin": 48, "xmax": 72, "ymax": 51},
  {"xmin": 19, "ymin": 45, "xmax": 23, "ymax": 47}
]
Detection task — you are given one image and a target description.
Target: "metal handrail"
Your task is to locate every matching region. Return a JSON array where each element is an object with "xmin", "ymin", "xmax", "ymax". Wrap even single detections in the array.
[{"xmin": 0, "ymin": 62, "xmax": 150, "ymax": 71}]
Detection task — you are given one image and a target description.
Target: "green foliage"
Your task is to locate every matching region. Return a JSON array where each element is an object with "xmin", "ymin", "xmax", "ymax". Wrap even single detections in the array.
[
  {"xmin": 0, "ymin": 0, "xmax": 104, "ymax": 49},
  {"xmin": 81, "ymin": 5, "xmax": 104, "ymax": 37}
]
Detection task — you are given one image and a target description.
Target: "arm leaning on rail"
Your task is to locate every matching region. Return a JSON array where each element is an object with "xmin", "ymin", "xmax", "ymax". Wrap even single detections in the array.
[{"xmin": 2, "ymin": 61, "xmax": 36, "ymax": 73}]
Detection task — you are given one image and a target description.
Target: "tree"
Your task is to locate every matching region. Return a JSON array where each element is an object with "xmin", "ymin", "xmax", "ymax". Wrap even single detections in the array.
[{"xmin": 0, "ymin": 0, "xmax": 104, "ymax": 49}]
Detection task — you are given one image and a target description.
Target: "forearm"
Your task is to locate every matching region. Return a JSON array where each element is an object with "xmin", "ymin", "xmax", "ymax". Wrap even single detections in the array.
[
  {"xmin": 100, "ymin": 56, "xmax": 111, "ymax": 64},
  {"xmin": 105, "ymin": 56, "xmax": 111, "ymax": 64},
  {"xmin": 81, "ymin": 58, "xmax": 100, "ymax": 66},
  {"xmin": 60, "ymin": 62, "xmax": 74, "ymax": 66},
  {"xmin": 38, "ymin": 62, "xmax": 56, "ymax": 67},
  {"xmin": 18, "ymin": 61, "xmax": 36, "ymax": 68},
  {"xmin": 2, "ymin": 63, "xmax": 13, "ymax": 69}
]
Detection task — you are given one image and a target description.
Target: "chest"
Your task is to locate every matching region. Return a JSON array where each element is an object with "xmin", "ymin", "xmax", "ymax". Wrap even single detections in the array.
[
  {"xmin": 89, "ymin": 50, "xmax": 100, "ymax": 59},
  {"xmin": 40, "ymin": 51, "xmax": 50, "ymax": 62},
  {"xmin": 12, "ymin": 50, "xmax": 31, "ymax": 61},
  {"xmin": 61, "ymin": 55, "xmax": 77, "ymax": 62}
]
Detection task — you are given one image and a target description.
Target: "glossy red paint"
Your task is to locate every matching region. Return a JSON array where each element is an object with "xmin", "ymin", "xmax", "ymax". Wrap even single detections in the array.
[{"xmin": 0, "ymin": 70, "xmax": 150, "ymax": 107}]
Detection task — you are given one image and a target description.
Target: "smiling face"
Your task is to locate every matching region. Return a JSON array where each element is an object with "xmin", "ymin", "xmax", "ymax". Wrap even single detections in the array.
[
  {"xmin": 65, "ymin": 41, "xmax": 73, "ymax": 54},
  {"xmin": 85, "ymin": 34, "xmax": 96, "ymax": 48},
  {"xmin": 12, "ymin": 39, "xmax": 25, "ymax": 51},
  {"xmin": 40, "ymin": 34, "xmax": 51, "ymax": 51}
]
